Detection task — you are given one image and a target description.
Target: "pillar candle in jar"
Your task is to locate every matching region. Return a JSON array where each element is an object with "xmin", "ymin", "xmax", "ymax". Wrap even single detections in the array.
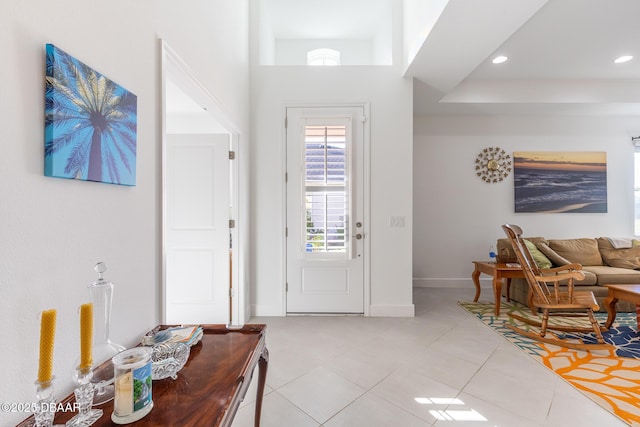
[
  {"xmin": 79, "ymin": 303, "xmax": 93, "ymax": 369},
  {"xmin": 37, "ymin": 309, "xmax": 57, "ymax": 383},
  {"xmin": 114, "ymin": 371, "xmax": 134, "ymax": 416}
]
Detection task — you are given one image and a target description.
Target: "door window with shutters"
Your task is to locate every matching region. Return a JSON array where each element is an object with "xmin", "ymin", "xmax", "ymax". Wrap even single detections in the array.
[{"xmin": 303, "ymin": 120, "xmax": 351, "ymax": 258}]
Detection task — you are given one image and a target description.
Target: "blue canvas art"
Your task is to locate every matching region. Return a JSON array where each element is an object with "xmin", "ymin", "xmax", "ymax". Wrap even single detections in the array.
[
  {"xmin": 45, "ymin": 44, "xmax": 137, "ymax": 186},
  {"xmin": 514, "ymin": 151, "xmax": 607, "ymax": 213}
]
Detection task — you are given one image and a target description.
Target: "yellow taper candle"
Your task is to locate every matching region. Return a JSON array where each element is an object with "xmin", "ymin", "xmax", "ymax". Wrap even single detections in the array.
[
  {"xmin": 37, "ymin": 309, "xmax": 57, "ymax": 383},
  {"xmin": 79, "ymin": 303, "xmax": 93, "ymax": 369}
]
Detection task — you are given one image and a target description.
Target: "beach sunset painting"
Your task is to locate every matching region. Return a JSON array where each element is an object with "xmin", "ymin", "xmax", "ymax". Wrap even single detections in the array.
[{"xmin": 514, "ymin": 151, "xmax": 607, "ymax": 213}]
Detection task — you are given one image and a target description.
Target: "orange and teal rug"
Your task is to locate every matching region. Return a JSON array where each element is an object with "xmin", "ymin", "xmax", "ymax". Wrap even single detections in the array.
[{"xmin": 459, "ymin": 301, "xmax": 640, "ymax": 426}]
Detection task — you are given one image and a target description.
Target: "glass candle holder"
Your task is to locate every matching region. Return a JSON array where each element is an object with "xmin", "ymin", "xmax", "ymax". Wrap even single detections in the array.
[
  {"xmin": 33, "ymin": 377, "xmax": 56, "ymax": 427},
  {"xmin": 66, "ymin": 367, "xmax": 103, "ymax": 427}
]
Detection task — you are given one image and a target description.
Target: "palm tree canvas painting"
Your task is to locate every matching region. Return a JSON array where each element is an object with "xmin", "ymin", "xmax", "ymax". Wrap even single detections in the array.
[{"xmin": 45, "ymin": 44, "xmax": 137, "ymax": 186}]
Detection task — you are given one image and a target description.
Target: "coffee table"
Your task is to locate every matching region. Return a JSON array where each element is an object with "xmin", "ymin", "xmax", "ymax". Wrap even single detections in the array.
[
  {"xmin": 603, "ymin": 284, "xmax": 640, "ymax": 329},
  {"xmin": 472, "ymin": 261, "xmax": 525, "ymax": 315}
]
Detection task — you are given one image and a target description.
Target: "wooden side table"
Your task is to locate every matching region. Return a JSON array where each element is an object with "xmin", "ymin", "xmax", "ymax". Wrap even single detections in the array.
[
  {"xmin": 472, "ymin": 261, "xmax": 525, "ymax": 315},
  {"xmin": 18, "ymin": 324, "xmax": 268, "ymax": 427}
]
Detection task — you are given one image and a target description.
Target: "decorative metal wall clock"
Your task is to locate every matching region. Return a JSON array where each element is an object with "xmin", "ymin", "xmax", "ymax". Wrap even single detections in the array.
[{"xmin": 475, "ymin": 147, "xmax": 512, "ymax": 183}]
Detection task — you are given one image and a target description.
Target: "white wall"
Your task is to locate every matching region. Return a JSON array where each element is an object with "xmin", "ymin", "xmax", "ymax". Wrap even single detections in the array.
[
  {"xmin": 250, "ymin": 67, "xmax": 414, "ymax": 316},
  {"xmin": 250, "ymin": 0, "xmax": 413, "ymax": 317},
  {"xmin": 0, "ymin": 1, "xmax": 249, "ymax": 425},
  {"xmin": 413, "ymin": 114, "xmax": 640, "ymax": 288}
]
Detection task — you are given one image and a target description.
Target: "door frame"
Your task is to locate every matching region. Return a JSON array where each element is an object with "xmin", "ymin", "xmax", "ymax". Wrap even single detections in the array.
[
  {"xmin": 161, "ymin": 40, "xmax": 246, "ymax": 325},
  {"xmin": 282, "ymin": 103, "xmax": 371, "ymax": 316}
]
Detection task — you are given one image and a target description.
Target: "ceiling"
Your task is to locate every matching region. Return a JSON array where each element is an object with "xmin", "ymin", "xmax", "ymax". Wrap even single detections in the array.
[{"xmin": 263, "ymin": 0, "xmax": 640, "ymax": 116}]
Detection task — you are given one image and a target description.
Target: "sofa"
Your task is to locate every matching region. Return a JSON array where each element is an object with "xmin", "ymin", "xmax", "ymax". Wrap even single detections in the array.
[{"xmin": 496, "ymin": 236, "xmax": 640, "ymax": 312}]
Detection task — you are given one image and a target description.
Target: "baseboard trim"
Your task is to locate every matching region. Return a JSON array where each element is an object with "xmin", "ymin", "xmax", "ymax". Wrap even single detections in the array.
[
  {"xmin": 251, "ymin": 305, "xmax": 284, "ymax": 317},
  {"xmin": 413, "ymin": 278, "xmax": 492, "ymax": 288},
  {"xmin": 369, "ymin": 304, "xmax": 415, "ymax": 317}
]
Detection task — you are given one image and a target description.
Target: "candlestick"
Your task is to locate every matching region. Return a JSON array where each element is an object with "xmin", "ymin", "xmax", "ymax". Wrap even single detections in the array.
[
  {"xmin": 33, "ymin": 377, "xmax": 56, "ymax": 427},
  {"xmin": 66, "ymin": 367, "xmax": 103, "ymax": 427},
  {"xmin": 37, "ymin": 309, "xmax": 57, "ymax": 384},
  {"xmin": 80, "ymin": 303, "xmax": 93, "ymax": 369}
]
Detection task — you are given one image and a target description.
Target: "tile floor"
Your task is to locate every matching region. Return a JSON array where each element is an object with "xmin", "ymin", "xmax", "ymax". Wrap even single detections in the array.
[{"xmin": 231, "ymin": 287, "xmax": 628, "ymax": 427}]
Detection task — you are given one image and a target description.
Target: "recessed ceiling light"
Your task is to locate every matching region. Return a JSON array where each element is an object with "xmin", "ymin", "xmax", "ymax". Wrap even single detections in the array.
[
  {"xmin": 614, "ymin": 55, "xmax": 633, "ymax": 64},
  {"xmin": 492, "ymin": 55, "xmax": 508, "ymax": 64}
]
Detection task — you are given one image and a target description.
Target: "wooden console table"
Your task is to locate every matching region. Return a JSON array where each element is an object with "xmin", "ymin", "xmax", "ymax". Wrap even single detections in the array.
[
  {"xmin": 603, "ymin": 284, "xmax": 640, "ymax": 329},
  {"xmin": 18, "ymin": 324, "xmax": 268, "ymax": 427},
  {"xmin": 472, "ymin": 261, "xmax": 525, "ymax": 315}
]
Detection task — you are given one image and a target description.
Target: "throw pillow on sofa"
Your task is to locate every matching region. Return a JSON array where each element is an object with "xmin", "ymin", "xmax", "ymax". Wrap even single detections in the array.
[
  {"xmin": 536, "ymin": 242, "xmax": 572, "ymax": 267},
  {"xmin": 597, "ymin": 237, "xmax": 640, "ymax": 270},
  {"xmin": 547, "ymin": 238, "xmax": 603, "ymax": 266},
  {"xmin": 523, "ymin": 239, "xmax": 552, "ymax": 269},
  {"xmin": 496, "ymin": 236, "xmax": 547, "ymax": 263}
]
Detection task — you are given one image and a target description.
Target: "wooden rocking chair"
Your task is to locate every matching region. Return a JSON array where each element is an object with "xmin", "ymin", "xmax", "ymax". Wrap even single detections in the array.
[{"xmin": 502, "ymin": 224, "xmax": 612, "ymax": 350}]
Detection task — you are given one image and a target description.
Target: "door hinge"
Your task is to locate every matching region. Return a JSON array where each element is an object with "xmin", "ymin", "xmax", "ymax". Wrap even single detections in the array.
[
  {"xmin": 286, "ymin": 282, "xmax": 288, "ymax": 292},
  {"xmin": 285, "ymin": 227, "xmax": 288, "ymax": 237},
  {"xmin": 284, "ymin": 116, "xmax": 288, "ymax": 129},
  {"xmin": 361, "ymin": 115, "xmax": 367, "ymax": 123},
  {"xmin": 229, "ymin": 219, "xmax": 236, "ymax": 228},
  {"xmin": 229, "ymin": 151, "xmax": 236, "ymax": 160},
  {"xmin": 285, "ymin": 172, "xmax": 288, "ymax": 183}
]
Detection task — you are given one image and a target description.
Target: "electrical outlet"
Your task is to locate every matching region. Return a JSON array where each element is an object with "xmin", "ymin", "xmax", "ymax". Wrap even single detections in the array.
[{"xmin": 389, "ymin": 216, "xmax": 405, "ymax": 228}]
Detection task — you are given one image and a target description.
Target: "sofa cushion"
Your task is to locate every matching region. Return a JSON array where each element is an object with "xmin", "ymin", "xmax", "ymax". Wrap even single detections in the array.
[
  {"xmin": 548, "ymin": 238, "xmax": 603, "ymax": 266},
  {"xmin": 582, "ymin": 265, "xmax": 640, "ymax": 284},
  {"xmin": 523, "ymin": 239, "xmax": 552, "ymax": 269},
  {"xmin": 496, "ymin": 237, "xmax": 547, "ymax": 263},
  {"xmin": 597, "ymin": 237, "xmax": 640, "ymax": 270},
  {"xmin": 536, "ymin": 242, "xmax": 572, "ymax": 267}
]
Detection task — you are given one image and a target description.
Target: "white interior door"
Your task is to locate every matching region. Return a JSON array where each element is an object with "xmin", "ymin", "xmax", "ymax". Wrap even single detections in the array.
[
  {"xmin": 165, "ymin": 133, "xmax": 230, "ymax": 324},
  {"xmin": 286, "ymin": 106, "xmax": 366, "ymax": 313}
]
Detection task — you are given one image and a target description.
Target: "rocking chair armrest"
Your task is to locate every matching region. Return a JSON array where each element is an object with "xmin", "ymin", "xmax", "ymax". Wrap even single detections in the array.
[
  {"xmin": 539, "ymin": 263, "xmax": 583, "ymax": 274},
  {"xmin": 534, "ymin": 270, "xmax": 585, "ymax": 284}
]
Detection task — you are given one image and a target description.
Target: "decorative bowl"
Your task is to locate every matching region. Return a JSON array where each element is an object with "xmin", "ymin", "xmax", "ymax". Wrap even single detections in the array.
[{"xmin": 150, "ymin": 342, "xmax": 190, "ymax": 380}]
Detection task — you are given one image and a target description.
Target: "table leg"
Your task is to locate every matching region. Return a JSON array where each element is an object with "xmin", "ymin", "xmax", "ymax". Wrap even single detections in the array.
[
  {"xmin": 254, "ymin": 347, "xmax": 269, "ymax": 427},
  {"xmin": 472, "ymin": 266, "xmax": 481, "ymax": 302},
  {"xmin": 604, "ymin": 296, "xmax": 618, "ymax": 329},
  {"xmin": 493, "ymin": 276, "xmax": 502, "ymax": 315},
  {"xmin": 505, "ymin": 278, "xmax": 511, "ymax": 302}
]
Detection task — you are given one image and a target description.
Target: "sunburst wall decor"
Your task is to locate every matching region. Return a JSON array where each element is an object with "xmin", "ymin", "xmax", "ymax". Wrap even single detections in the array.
[{"xmin": 475, "ymin": 147, "xmax": 512, "ymax": 183}]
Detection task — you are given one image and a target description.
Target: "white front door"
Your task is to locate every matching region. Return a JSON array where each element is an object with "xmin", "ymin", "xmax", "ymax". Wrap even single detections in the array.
[
  {"xmin": 286, "ymin": 106, "xmax": 366, "ymax": 314},
  {"xmin": 165, "ymin": 133, "xmax": 230, "ymax": 324}
]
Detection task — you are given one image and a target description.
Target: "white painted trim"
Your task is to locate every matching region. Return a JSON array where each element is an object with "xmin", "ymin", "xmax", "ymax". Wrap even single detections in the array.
[
  {"xmin": 282, "ymin": 102, "xmax": 371, "ymax": 316},
  {"xmin": 160, "ymin": 39, "xmax": 245, "ymax": 326},
  {"xmin": 412, "ymin": 278, "xmax": 493, "ymax": 288},
  {"xmin": 369, "ymin": 304, "xmax": 415, "ymax": 317},
  {"xmin": 362, "ymin": 103, "xmax": 371, "ymax": 316},
  {"xmin": 252, "ymin": 304, "xmax": 285, "ymax": 317},
  {"xmin": 280, "ymin": 105, "xmax": 288, "ymax": 316}
]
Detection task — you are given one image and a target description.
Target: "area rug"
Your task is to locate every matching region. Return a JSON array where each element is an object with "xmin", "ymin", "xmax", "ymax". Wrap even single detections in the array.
[{"xmin": 459, "ymin": 301, "xmax": 640, "ymax": 426}]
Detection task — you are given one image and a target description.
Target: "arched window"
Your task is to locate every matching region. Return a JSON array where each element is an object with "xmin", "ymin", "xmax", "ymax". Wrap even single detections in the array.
[{"xmin": 307, "ymin": 48, "xmax": 341, "ymax": 66}]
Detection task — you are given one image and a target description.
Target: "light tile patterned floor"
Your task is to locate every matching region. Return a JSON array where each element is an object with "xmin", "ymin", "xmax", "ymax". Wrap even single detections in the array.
[{"xmin": 231, "ymin": 287, "xmax": 628, "ymax": 427}]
